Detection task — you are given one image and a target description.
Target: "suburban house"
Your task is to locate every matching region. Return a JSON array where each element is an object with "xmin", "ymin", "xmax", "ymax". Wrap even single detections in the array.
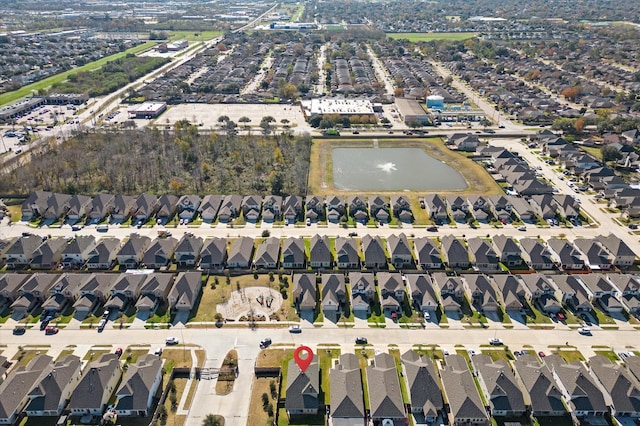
[
  {"xmin": 68, "ymin": 354, "xmax": 122, "ymax": 416},
  {"xmin": 519, "ymin": 238, "xmax": 555, "ymax": 270},
  {"xmin": 467, "ymin": 238, "xmax": 500, "ymax": 271},
  {"xmin": 72, "ymin": 273, "xmax": 118, "ymax": 316},
  {"xmin": 285, "ymin": 355, "xmax": 319, "ymax": 416},
  {"xmin": 387, "ymin": 233, "xmax": 413, "ymax": 268},
  {"xmin": 305, "ymin": 195, "xmax": 324, "ymax": 223},
  {"xmin": 21, "ymin": 190, "xmax": 52, "ymax": 220},
  {"xmin": 447, "ymin": 133, "xmax": 481, "ymax": 151},
  {"xmin": 66, "ymin": 194, "xmax": 92, "ymax": 222},
  {"xmin": 174, "ymin": 234, "xmax": 203, "ymax": 267},
  {"xmin": 545, "ymin": 355, "xmax": 609, "ymax": 419},
  {"xmin": 283, "ymin": 195, "xmax": 303, "ymax": 224},
  {"xmin": 510, "ymin": 197, "xmax": 536, "ymax": 222},
  {"xmin": 401, "ymin": 350, "xmax": 443, "ymax": 423},
  {"xmin": 199, "ymin": 238, "xmax": 227, "ymax": 270},
  {"xmin": 262, "ymin": 195, "xmax": 283, "ymax": 223},
  {"xmin": 369, "ymin": 195, "xmax": 390, "ymax": 223},
  {"xmin": 589, "ymin": 355, "xmax": 640, "ymax": 417},
  {"xmin": 0, "ymin": 273, "xmax": 29, "ymax": 311},
  {"xmin": 154, "ymin": 194, "xmax": 178, "ymax": 223},
  {"xmin": 309, "ymin": 235, "xmax": 332, "ymax": 268},
  {"xmin": 489, "ymin": 195, "xmax": 513, "ymax": 222},
  {"xmin": 281, "ymin": 237, "xmax": 306, "ymax": 269},
  {"xmin": 492, "ymin": 234, "xmax": 523, "ymax": 267},
  {"xmin": 116, "ymin": 234, "xmax": 151, "ymax": 269},
  {"xmin": 334, "ymin": 237, "xmax": 360, "ymax": 269},
  {"xmin": 366, "ymin": 353, "xmax": 406, "ymax": 424},
  {"xmin": 252, "ymin": 237, "xmax": 280, "ymax": 269},
  {"xmin": 86, "ymin": 193, "xmax": 114, "ymax": 222},
  {"xmin": 597, "ymin": 234, "xmax": 636, "ymax": 268},
  {"xmin": 227, "ymin": 237, "xmax": 254, "ymax": 268},
  {"xmin": 413, "ymin": 237, "xmax": 443, "ymax": 269},
  {"xmin": 468, "ymin": 195, "xmax": 491, "ymax": 223},
  {"xmin": 11, "ymin": 274, "xmax": 57, "ymax": 318},
  {"xmin": 462, "ymin": 274, "xmax": 501, "ymax": 313},
  {"xmin": 293, "ymin": 273, "xmax": 317, "ymax": 318},
  {"xmin": 242, "ymin": 195, "xmax": 262, "ymax": 223},
  {"xmin": 349, "ymin": 272, "xmax": 375, "ymax": 317},
  {"xmin": 321, "ymin": 273, "xmax": 346, "ymax": 321},
  {"xmin": 607, "ymin": 274, "xmax": 640, "ymax": 315},
  {"xmin": 104, "ymin": 273, "xmax": 147, "ymax": 312},
  {"xmin": 176, "ymin": 195, "xmax": 201, "ymax": 222},
  {"xmin": 361, "ymin": 235, "xmax": 387, "ymax": 269},
  {"xmin": 130, "ymin": 193, "xmax": 158, "ymax": 223},
  {"xmin": 424, "ymin": 194, "xmax": 448, "ymax": 223},
  {"xmin": 217, "ymin": 195, "xmax": 243, "ymax": 222},
  {"xmin": 142, "ymin": 237, "xmax": 178, "ymax": 269},
  {"xmin": 41, "ymin": 193, "xmax": 71, "ymax": 221},
  {"xmin": 519, "ymin": 274, "xmax": 562, "ymax": 314},
  {"xmin": 391, "ymin": 195, "xmax": 413, "ymax": 222},
  {"xmin": 406, "ymin": 273, "xmax": 439, "ymax": 314},
  {"xmin": 24, "ymin": 354, "xmax": 82, "ymax": 417},
  {"xmin": 41, "ymin": 273, "xmax": 86, "ymax": 315},
  {"xmin": 530, "ymin": 194, "xmax": 559, "ymax": 220},
  {"xmin": 440, "ymin": 354, "xmax": 489, "ymax": 425},
  {"xmin": 546, "ymin": 238, "xmax": 584, "ymax": 270},
  {"xmin": 377, "ymin": 271, "xmax": 405, "ymax": 315},
  {"xmin": 579, "ymin": 274, "xmax": 623, "ymax": 314},
  {"xmin": 432, "ymin": 272, "xmax": 464, "ymax": 316},
  {"xmin": 86, "ymin": 237, "xmax": 120, "ymax": 270},
  {"xmin": 348, "ymin": 196, "xmax": 368, "ymax": 223},
  {"xmin": 3, "ymin": 235, "xmax": 43, "ymax": 268},
  {"xmin": 447, "ymin": 195, "xmax": 469, "ymax": 223},
  {"xmin": 514, "ymin": 355, "xmax": 566, "ymax": 417},
  {"xmin": 492, "ymin": 274, "xmax": 527, "ymax": 312},
  {"xmin": 109, "ymin": 195, "xmax": 136, "ymax": 222},
  {"xmin": 440, "ymin": 235, "xmax": 470, "ymax": 269},
  {"xmin": 573, "ymin": 238, "xmax": 613, "ymax": 270},
  {"xmin": 0, "ymin": 355, "xmax": 54, "ymax": 424},
  {"xmin": 553, "ymin": 195, "xmax": 580, "ymax": 219},
  {"xmin": 198, "ymin": 195, "xmax": 223, "ymax": 222},
  {"xmin": 135, "ymin": 273, "xmax": 174, "ymax": 316},
  {"xmin": 330, "ymin": 353, "xmax": 365, "ymax": 426},
  {"xmin": 471, "ymin": 354, "xmax": 526, "ymax": 417},
  {"xmin": 114, "ymin": 354, "xmax": 163, "ymax": 417},
  {"xmin": 61, "ymin": 235, "xmax": 96, "ymax": 268},
  {"xmin": 30, "ymin": 237, "xmax": 68, "ymax": 269},
  {"xmin": 168, "ymin": 272, "xmax": 202, "ymax": 314},
  {"xmin": 549, "ymin": 275, "xmax": 593, "ymax": 313},
  {"xmin": 325, "ymin": 195, "xmax": 345, "ymax": 223}
]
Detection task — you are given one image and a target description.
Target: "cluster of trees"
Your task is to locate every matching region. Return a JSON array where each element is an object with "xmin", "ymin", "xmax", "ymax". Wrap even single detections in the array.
[
  {"xmin": 51, "ymin": 54, "xmax": 169, "ymax": 97},
  {"xmin": 3, "ymin": 121, "xmax": 312, "ymax": 196},
  {"xmin": 307, "ymin": 113, "xmax": 377, "ymax": 129}
]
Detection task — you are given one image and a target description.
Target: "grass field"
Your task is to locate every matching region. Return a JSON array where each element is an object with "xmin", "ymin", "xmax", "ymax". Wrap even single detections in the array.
[
  {"xmin": 165, "ymin": 30, "xmax": 223, "ymax": 41},
  {"xmin": 386, "ymin": 32, "xmax": 477, "ymax": 41},
  {"xmin": 0, "ymin": 41, "xmax": 155, "ymax": 107}
]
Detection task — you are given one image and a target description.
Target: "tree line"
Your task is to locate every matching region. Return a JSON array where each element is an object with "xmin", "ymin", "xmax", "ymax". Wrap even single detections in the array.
[{"xmin": 3, "ymin": 121, "xmax": 312, "ymax": 196}]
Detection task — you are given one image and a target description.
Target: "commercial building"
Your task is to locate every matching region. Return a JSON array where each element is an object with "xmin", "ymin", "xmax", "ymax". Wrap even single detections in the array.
[{"xmin": 127, "ymin": 102, "xmax": 167, "ymax": 119}]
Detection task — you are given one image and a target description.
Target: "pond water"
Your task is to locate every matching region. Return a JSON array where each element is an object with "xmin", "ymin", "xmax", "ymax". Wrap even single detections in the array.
[{"xmin": 332, "ymin": 147, "xmax": 467, "ymax": 191}]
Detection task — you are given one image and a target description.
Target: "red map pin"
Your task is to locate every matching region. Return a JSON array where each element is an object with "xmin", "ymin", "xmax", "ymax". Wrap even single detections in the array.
[{"xmin": 293, "ymin": 345, "xmax": 314, "ymax": 373}]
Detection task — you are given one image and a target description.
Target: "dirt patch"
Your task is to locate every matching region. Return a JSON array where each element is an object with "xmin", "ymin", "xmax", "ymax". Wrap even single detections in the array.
[{"xmin": 216, "ymin": 286, "xmax": 283, "ymax": 321}]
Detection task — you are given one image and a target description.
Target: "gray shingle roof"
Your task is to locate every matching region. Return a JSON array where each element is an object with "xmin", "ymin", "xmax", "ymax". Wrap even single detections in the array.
[
  {"xmin": 330, "ymin": 353, "xmax": 365, "ymax": 419},
  {"xmin": 115, "ymin": 354, "xmax": 162, "ymax": 412},
  {"xmin": 441, "ymin": 354, "xmax": 488, "ymax": 422},
  {"xmin": 366, "ymin": 353, "xmax": 405, "ymax": 420},
  {"xmin": 285, "ymin": 356, "xmax": 319, "ymax": 412},
  {"xmin": 401, "ymin": 350, "xmax": 443, "ymax": 416}
]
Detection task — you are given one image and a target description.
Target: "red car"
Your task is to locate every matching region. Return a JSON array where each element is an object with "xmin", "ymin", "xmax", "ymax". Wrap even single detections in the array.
[
  {"xmin": 44, "ymin": 326, "xmax": 59, "ymax": 335},
  {"xmin": 114, "ymin": 347, "xmax": 123, "ymax": 358},
  {"xmin": 538, "ymin": 351, "xmax": 546, "ymax": 358},
  {"xmin": 557, "ymin": 312, "xmax": 566, "ymax": 321}
]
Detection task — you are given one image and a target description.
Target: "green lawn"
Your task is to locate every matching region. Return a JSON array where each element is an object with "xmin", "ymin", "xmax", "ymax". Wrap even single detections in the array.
[
  {"xmin": 165, "ymin": 30, "xmax": 223, "ymax": 41},
  {"xmin": 318, "ymin": 348, "xmax": 340, "ymax": 404},
  {"xmin": 0, "ymin": 42, "xmax": 155, "ymax": 107},
  {"xmin": 386, "ymin": 32, "xmax": 477, "ymax": 41}
]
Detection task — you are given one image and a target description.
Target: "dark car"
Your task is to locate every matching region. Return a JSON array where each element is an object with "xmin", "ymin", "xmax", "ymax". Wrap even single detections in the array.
[
  {"xmin": 355, "ymin": 337, "xmax": 368, "ymax": 344},
  {"xmin": 40, "ymin": 319, "xmax": 50, "ymax": 331},
  {"xmin": 260, "ymin": 338, "xmax": 272, "ymax": 348},
  {"xmin": 427, "ymin": 226, "xmax": 438, "ymax": 232},
  {"xmin": 13, "ymin": 327, "xmax": 26, "ymax": 335},
  {"xmin": 348, "ymin": 232, "xmax": 358, "ymax": 237},
  {"xmin": 115, "ymin": 347, "xmax": 123, "ymax": 358}
]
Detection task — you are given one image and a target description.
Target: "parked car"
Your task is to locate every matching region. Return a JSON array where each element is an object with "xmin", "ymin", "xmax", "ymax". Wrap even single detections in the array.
[
  {"xmin": 538, "ymin": 351, "xmax": 546, "ymax": 358},
  {"xmin": 578, "ymin": 327, "xmax": 591, "ymax": 335},
  {"xmin": 154, "ymin": 347, "xmax": 163, "ymax": 356},
  {"xmin": 557, "ymin": 312, "xmax": 566, "ymax": 321},
  {"xmin": 44, "ymin": 326, "xmax": 59, "ymax": 335},
  {"xmin": 165, "ymin": 337, "xmax": 179, "ymax": 345},
  {"xmin": 355, "ymin": 337, "xmax": 368, "ymax": 344},
  {"xmin": 517, "ymin": 225, "xmax": 527, "ymax": 231},
  {"xmin": 348, "ymin": 232, "xmax": 358, "ymax": 237},
  {"xmin": 115, "ymin": 347, "xmax": 123, "ymax": 358},
  {"xmin": 427, "ymin": 226, "xmax": 438, "ymax": 232},
  {"xmin": 423, "ymin": 311, "xmax": 431, "ymax": 321},
  {"xmin": 467, "ymin": 348, "xmax": 477, "ymax": 356},
  {"xmin": 260, "ymin": 338, "xmax": 272, "ymax": 348},
  {"xmin": 13, "ymin": 327, "xmax": 26, "ymax": 335},
  {"xmin": 97, "ymin": 318, "xmax": 107, "ymax": 332},
  {"xmin": 489, "ymin": 338, "xmax": 503, "ymax": 346},
  {"xmin": 289, "ymin": 325, "xmax": 301, "ymax": 333}
]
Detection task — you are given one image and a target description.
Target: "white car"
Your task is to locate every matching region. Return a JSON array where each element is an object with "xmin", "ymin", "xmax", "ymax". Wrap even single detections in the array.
[
  {"xmin": 289, "ymin": 325, "xmax": 302, "ymax": 333},
  {"xmin": 578, "ymin": 327, "xmax": 591, "ymax": 335},
  {"xmin": 165, "ymin": 337, "xmax": 179, "ymax": 345},
  {"xmin": 467, "ymin": 348, "xmax": 477, "ymax": 356},
  {"xmin": 517, "ymin": 225, "xmax": 527, "ymax": 231},
  {"xmin": 423, "ymin": 311, "xmax": 431, "ymax": 321}
]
